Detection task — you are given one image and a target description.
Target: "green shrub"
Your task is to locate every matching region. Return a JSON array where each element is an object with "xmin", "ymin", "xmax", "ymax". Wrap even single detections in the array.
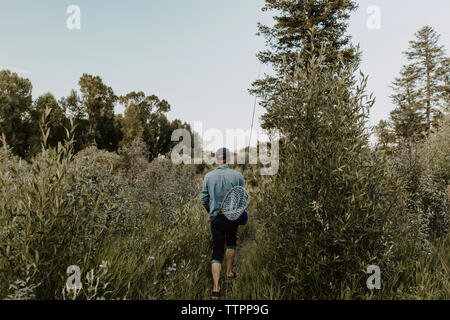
[
  {"xmin": 0, "ymin": 125, "xmax": 105, "ymax": 298},
  {"xmin": 232, "ymin": 46, "xmax": 431, "ymax": 299}
]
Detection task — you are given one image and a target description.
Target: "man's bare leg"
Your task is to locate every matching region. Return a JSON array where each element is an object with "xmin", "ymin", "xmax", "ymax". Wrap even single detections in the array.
[
  {"xmin": 225, "ymin": 248, "xmax": 236, "ymax": 277},
  {"xmin": 211, "ymin": 262, "xmax": 221, "ymax": 292}
]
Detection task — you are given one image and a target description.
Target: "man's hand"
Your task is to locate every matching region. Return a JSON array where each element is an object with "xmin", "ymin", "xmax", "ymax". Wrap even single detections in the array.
[{"xmin": 203, "ymin": 204, "xmax": 214, "ymax": 222}]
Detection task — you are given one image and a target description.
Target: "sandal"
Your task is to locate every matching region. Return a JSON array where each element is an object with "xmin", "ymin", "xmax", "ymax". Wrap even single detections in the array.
[
  {"xmin": 211, "ymin": 289, "xmax": 221, "ymax": 300},
  {"xmin": 226, "ymin": 271, "xmax": 237, "ymax": 283}
]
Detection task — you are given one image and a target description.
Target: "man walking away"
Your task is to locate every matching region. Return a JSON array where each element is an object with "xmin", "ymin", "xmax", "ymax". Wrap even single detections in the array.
[{"xmin": 200, "ymin": 147, "xmax": 245, "ymax": 299}]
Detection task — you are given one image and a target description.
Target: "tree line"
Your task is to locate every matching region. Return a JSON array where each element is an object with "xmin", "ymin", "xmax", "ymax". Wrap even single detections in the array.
[{"xmin": 0, "ymin": 72, "xmax": 193, "ymax": 161}]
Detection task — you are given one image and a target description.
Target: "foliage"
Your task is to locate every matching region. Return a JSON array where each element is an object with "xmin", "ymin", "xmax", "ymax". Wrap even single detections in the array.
[
  {"xmin": 0, "ymin": 111, "xmax": 208, "ymax": 300},
  {"xmin": 251, "ymin": 0, "xmax": 359, "ymax": 131},
  {"xmin": 119, "ymin": 91, "xmax": 193, "ymax": 161},
  {"xmin": 404, "ymin": 26, "xmax": 449, "ymax": 131},
  {"xmin": 235, "ymin": 43, "xmax": 405, "ymax": 299},
  {"xmin": 377, "ymin": 26, "xmax": 449, "ymax": 146},
  {"xmin": 0, "ymin": 70, "xmax": 33, "ymax": 157},
  {"xmin": 0, "ymin": 70, "xmax": 190, "ymax": 160},
  {"xmin": 0, "ymin": 3, "xmax": 448, "ymax": 301},
  {"xmin": 28, "ymin": 93, "xmax": 68, "ymax": 155}
]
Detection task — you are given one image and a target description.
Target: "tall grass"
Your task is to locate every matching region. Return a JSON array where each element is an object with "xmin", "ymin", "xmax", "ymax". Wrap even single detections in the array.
[
  {"xmin": 0, "ymin": 104, "xmax": 448, "ymax": 300},
  {"xmin": 0, "ymin": 110, "xmax": 213, "ymax": 300}
]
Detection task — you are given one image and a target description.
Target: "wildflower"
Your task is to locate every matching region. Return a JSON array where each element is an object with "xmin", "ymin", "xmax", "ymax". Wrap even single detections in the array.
[
  {"xmin": 167, "ymin": 240, "xmax": 174, "ymax": 245},
  {"xmin": 153, "ymin": 281, "xmax": 158, "ymax": 285},
  {"xmin": 147, "ymin": 256, "xmax": 155, "ymax": 261}
]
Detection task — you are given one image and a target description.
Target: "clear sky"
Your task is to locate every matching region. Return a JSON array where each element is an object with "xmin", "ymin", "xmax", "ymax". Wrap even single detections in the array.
[{"xmin": 1, "ymin": 0, "xmax": 449, "ymax": 150}]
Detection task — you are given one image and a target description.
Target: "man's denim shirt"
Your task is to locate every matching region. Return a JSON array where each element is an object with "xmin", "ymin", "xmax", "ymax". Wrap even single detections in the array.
[{"xmin": 200, "ymin": 166, "xmax": 245, "ymax": 220}]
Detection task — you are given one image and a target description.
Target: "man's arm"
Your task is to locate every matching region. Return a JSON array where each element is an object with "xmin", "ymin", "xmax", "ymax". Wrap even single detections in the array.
[
  {"xmin": 200, "ymin": 176, "xmax": 210, "ymax": 214},
  {"xmin": 239, "ymin": 172, "xmax": 245, "ymax": 188}
]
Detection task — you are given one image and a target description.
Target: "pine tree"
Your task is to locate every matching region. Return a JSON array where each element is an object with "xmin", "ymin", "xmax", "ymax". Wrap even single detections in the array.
[
  {"xmin": 251, "ymin": 0, "xmax": 358, "ymax": 130},
  {"xmin": 437, "ymin": 57, "xmax": 450, "ymax": 112},
  {"xmin": 374, "ymin": 120, "xmax": 395, "ymax": 154},
  {"xmin": 403, "ymin": 26, "xmax": 449, "ymax": 132},
  {"xmin": 376, "ymin": 26, "xmax": 448, "ymax": 147},
  {"xmin": 389, "ymin": 64, "xmax": 426, "ymax": 142}
]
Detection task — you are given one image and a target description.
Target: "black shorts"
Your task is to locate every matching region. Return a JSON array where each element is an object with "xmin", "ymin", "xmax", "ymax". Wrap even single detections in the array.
[{"xmin": 210, "ymin": 214, "xmax": 239, "ymax": 264}]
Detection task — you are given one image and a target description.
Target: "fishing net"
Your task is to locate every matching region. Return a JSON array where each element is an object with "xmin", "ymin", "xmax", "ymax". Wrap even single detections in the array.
[{"xmin": 220, "ymin": 186, "xmax": 249, "ymax": 221}]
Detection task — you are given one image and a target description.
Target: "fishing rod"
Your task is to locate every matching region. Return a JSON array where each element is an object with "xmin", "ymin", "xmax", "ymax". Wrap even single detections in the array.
[{"xmin": 244, "ymin": 63, "xmax": 262, "ymax": 174}]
